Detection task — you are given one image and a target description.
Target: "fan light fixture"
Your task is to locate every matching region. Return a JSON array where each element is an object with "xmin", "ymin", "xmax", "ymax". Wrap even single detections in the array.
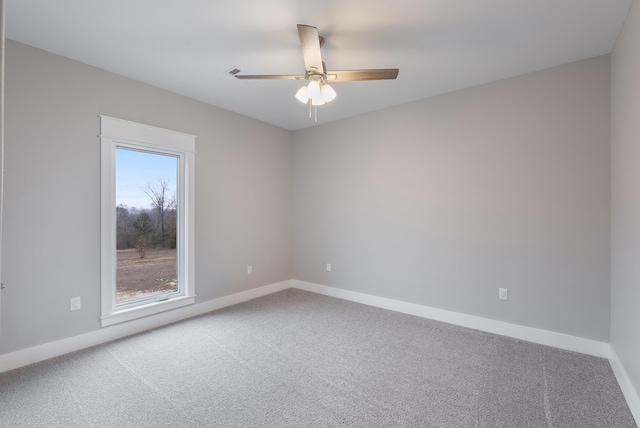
[
  {"xmin": 294, "ymin": 75, "xmax": 336, "ymax": 121},
  {"xmin": 295, "ymin": 78, "xmax": 336, "ymax": 105}
]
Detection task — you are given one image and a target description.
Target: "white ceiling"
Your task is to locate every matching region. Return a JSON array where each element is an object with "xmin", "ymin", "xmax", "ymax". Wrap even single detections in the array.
[{"xmin": 5, "ymin": 0, "xmax": 633, "ymax": 130}]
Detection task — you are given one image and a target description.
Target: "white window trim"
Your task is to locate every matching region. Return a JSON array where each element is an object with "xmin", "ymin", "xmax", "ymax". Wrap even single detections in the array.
[{"xmin": 99, "ymin": 115, "xmax": 195, "ymax": 327}]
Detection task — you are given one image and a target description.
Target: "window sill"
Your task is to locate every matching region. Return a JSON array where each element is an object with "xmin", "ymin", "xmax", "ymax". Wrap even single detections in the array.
[{"xmin": 100, "ymin": 295, "xmax": 195, "ymax": 327}]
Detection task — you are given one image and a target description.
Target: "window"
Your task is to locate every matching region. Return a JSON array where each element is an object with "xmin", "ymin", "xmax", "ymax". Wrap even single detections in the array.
[{"xmin": 100, "ymin": 116, "xmax": 195, "ymax": 327}]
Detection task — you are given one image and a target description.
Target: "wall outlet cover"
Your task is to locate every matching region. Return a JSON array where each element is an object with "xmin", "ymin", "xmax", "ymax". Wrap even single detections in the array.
[{"xmin": 70, "ymin": 297, "xmax": 81, "ymax": 311}]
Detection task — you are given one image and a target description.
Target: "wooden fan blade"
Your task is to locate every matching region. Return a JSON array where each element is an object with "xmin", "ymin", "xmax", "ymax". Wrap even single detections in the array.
[
  {"xmin": 235, "ymin": 74, "xmax": 305, "ymax": 80},
  {"xmin": 326, "ymin": 69, "xmax": 399, "ymax": 82},
  {"xmin": 297, "ymin": 24, "xmax": 324, "ymax": 74}
]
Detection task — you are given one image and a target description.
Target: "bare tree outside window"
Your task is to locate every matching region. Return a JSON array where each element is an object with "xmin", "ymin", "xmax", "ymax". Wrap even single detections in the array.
[{"xmin": 142, "ymin": 180, "xmax": 176, "ymax": 248}]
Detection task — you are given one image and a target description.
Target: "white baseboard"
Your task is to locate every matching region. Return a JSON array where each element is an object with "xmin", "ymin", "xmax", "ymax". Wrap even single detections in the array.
[
  {"xmin": 292, "ymin": 280, "xmax": 610, "ymax": 358},
  {"xmin": 0, "ymin": 280, "xmax": 292, "ymax": 373},
  {"xmin": 609, "ymin": 347, "xmax": 640, "ymax": 425}
]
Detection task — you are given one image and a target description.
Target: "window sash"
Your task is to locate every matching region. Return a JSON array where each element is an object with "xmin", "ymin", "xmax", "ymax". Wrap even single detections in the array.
[{"xmin": 114, "ymin": 144, "xmax": 181, "ymax": 308}]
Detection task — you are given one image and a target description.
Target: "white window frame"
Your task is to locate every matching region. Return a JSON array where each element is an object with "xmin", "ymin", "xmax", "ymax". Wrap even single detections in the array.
[{"xmin": 99, "ymin": 116, "xmax": 195, "ymax": 327}]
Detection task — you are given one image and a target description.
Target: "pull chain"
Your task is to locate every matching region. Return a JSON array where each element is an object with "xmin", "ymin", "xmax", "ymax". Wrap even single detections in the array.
[{"xmin": 306, "ymin": 101, "xmax": 319, "ymax": 123}]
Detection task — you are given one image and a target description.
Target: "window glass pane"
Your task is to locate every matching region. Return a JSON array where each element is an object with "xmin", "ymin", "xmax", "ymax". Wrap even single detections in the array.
[{"xmin": 115, "ymin": 147, "xmax": 178, "ymax": 305}]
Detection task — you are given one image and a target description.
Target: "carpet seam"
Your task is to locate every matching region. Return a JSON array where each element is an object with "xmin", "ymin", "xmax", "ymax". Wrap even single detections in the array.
[
  {"xmin": 541, "ymin": 350, "xmax": 553, "ymax": 428},
  {"xmin": 105, "ymin": 345, "xmax": 199, "ymax": 427}
]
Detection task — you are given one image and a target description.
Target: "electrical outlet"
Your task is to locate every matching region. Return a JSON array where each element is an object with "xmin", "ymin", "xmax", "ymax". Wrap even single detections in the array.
[
  {"xmin": 247, "ymin": 266, "xmax": 253, "ymax": 275},
  {"xmin": 326, "ymin": 263, "xmax": 331, "ymax": 272},
  {"xmin": 499, "ymin": 288, "xmax": 508, "ymax": 301},
  {"xmin": 70, "ymin": 297, "xmax": 81, "ymax": 311}
]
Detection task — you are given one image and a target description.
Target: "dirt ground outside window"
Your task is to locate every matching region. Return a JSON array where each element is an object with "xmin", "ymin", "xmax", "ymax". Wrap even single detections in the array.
[{"xmin": 116, "ymin": 248, "xmax": 177, "ymax": 303}]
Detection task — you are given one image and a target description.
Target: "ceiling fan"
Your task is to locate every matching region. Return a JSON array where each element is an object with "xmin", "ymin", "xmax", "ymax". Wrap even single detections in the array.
[{"xmin": 235, "ymin": 24, "xmax": 399, "ymax": 120}]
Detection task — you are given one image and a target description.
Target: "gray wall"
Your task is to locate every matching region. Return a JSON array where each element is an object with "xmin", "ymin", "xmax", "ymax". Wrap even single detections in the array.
[
  {"xmin": 611, "ymin": 0, "xmax": 640, "ymax": 399},
  {"xmin": 0, "ymin": 40, "xmax": 292, "ymax": 354},
  {"xmin": 292, "ymin": 55, "xmax": 611, "ymax": 341},
  {"xmin": 0, "ymin": 37, "xmax": 617, "ymax": 357}
]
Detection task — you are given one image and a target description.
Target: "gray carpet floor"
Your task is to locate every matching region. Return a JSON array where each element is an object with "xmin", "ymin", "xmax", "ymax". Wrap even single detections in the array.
[{"xmin": 0, "ymin": 288, "xmax": 636, "ymax": 427}]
